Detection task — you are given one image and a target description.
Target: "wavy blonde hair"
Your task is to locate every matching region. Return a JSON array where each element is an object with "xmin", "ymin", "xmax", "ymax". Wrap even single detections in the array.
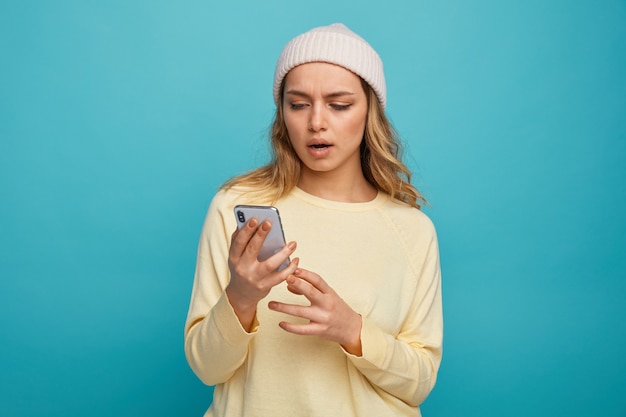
[{"xmin": 222, "ymin": 80, "xmax": 425, "ymax": 209}]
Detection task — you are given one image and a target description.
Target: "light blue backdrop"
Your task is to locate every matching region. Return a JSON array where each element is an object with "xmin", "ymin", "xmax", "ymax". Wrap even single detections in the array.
[{"xmin": 1, "ymin": 1, "xmax": 625, "ymax": 416}]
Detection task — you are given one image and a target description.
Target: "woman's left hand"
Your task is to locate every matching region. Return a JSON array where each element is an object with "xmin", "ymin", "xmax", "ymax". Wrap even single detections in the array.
[{"xmin": 268, "ymin": 267, "xmax": 363, "ymax": 356}]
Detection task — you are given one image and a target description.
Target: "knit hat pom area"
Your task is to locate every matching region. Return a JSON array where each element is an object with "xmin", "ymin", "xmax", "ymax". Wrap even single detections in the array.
[{"xmin": 273, "ymin": 23, "xmax": 386, "ymax": 109}]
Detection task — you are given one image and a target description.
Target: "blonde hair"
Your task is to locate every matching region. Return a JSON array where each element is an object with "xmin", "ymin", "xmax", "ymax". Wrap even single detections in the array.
[{"xmin": 222, "ymin": 81, "xmax": 425, "ymax": 209}]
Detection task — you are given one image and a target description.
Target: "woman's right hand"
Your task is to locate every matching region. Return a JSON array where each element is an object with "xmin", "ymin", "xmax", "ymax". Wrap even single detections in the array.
[{"xmin": 225, "ymin": 217, "xmax": 298, "ymax": 331}]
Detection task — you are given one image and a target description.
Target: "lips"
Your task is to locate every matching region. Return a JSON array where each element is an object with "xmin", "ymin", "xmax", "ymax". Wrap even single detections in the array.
[
  {"xmin": 308, "ymin": 139, "xmax": 332, "ymax": 149},
  {"xmin": 306, "ymin": 139, "xmax": 333, "ymax": 157}
]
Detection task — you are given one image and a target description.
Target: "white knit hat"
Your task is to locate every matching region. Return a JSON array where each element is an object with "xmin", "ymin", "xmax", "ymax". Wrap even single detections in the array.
[{"xmin": 273, "ymin": 23, "xmax": 387, "ymax": 108}]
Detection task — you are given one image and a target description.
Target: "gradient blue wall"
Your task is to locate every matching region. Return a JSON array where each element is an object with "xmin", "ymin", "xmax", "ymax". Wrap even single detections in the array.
[{"xmin": 1, "ymin": 1, "xmax": 624, "ymax": 416}]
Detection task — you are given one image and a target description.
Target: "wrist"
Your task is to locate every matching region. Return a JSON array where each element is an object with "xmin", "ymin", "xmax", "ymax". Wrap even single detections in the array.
[
  {"xmin": 341, "ymin": 314, "xmax": 363, "ymax": 356},
  {"xmin": 225, "ymin": 286, "xmax": 258, "ymax": 332}
]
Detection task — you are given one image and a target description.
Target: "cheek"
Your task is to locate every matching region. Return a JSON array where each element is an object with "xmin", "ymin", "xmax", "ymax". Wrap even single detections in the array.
[
  {"xmin": 283, "ymin": 122, "xmax": 296, "ymax": 146},
  {"xmin": 284, "ymin": 116, "xmax": 311, "ymax": 149},
  {"xmin": 283, "ymin": 118, "xmax": 303, "ymax": 152},
  {"xmin": 345, "ymin": 113, "xmax": 367, "ymax": 138},
  {"xmin": 284, "ymin": 113, "xmax": 295, "ymax": 126}
]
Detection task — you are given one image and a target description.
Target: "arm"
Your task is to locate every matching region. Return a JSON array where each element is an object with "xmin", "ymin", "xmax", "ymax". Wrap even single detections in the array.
[
  {"xmin": 348, "ymin": 232, "xmax": 443, "ymax": 406},
  {"xmin": 184, "ymin": 197, "xmax": 251, "ymax": 386},
  {"xmin": 184, "ymin": 194, "xmax": 298, "ymax": 385},
  {"xmin": 185, "ymin": 288, "xmax": 258, "ymax": 386},
  {"xmin": 268, "ymin": 227, "xmax": 443, "ymax": 406}
]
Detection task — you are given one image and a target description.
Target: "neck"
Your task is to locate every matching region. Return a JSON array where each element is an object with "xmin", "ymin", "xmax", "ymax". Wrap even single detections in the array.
[{"xmin": 297, "ymin": 168, "xmax": 377, "ymax": 203}]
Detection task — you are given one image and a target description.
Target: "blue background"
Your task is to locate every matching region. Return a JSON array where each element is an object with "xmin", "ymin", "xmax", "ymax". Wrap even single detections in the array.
[{"xmin": 1, "ymin": 1, "xmax": 625, "ymax": 416}]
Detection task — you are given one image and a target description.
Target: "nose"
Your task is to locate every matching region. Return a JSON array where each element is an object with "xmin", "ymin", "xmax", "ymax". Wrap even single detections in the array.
[{"xmin": 308, "ymin": 104, "xmax": 327, "ymax": 132}]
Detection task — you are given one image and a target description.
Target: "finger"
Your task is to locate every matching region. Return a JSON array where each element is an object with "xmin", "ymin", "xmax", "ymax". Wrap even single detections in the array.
[
  {"xmin": 278, "ymin": 321, "xmax": 325, "ymax": 336},
  {"xmin": 262, "ymin": 257, "xmax": 300, "ymax": 289},
  {"xmin": 230, "ymin": 217, "xmax": 259, "ymax": 258},
  {"xmin": 242, "ymin": 220, "xmax": 273, "ymax": 261},
  {"xmin": 262, "ymin": 240, "xmax": 297, "ymax": 273},
  {"xmin": 268, "ymin": 300, "xmax": 315, "ymax": 321},
  {"xmin": 285, "ymin": 275, "xmax": 322, "ymax": 302},
  {"xmin": 293, "ymin": 268, "xmax": 332, "ymax": 294}
]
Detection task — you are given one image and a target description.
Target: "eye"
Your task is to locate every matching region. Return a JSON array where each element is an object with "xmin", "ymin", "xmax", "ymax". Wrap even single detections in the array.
[
  {"xmin": 289, "ymin": 102, "xmax": 307, "ymax": 110},
  {"xmin": 330, "ymin": 103, "xmax": 351, "ymax": 111}
]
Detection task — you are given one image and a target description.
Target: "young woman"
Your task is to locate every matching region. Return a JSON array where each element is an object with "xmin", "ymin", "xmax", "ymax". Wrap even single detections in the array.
[{"xmin": 185, "ymin": 23, "xmax": 443, "ymax": 417}]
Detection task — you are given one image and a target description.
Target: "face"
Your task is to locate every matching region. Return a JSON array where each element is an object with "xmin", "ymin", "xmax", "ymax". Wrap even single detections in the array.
[{"xmin": 282, "ymin": 62, "xmax": 368, "ymax": 180}]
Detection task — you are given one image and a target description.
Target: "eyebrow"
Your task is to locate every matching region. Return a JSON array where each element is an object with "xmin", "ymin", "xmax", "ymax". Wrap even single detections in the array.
[{"xmin": 285, "ymin": 89, "xmax": 355, "ymax": 99}]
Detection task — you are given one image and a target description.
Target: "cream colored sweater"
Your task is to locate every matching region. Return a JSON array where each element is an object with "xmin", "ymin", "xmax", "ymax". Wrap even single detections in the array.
[{"xmin": 185, "ymin": 187, "xmax": 443, "ymax": 417}]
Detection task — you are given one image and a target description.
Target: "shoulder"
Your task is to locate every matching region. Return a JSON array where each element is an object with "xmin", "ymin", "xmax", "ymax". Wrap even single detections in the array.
[
  {"xmin": 200, "ymin": 185, "xmax": 262, "ymax": 241},
  {"xmin": 378, "ymin": 197, "xmax": 438, "ymax": 242},
  {"xmin": 381, "ymin": 197, "xmax": 436, "ymax": 229},
  {"xmin": 206, "ymin": 185, "xmax": 278, "ymax": 221},
  {"xmin": 202, "ymin": 186, "xmax": 247, "ymax": 228},
  {"xmin": 209, "ymin": 185, "xmax": 263, "ymax": 210},
  {"xmin": 210, "ymin": 186, "xmax": 245, "ymax": 209}
]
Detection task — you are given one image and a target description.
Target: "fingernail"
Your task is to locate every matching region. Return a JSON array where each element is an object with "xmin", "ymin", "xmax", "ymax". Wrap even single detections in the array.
[
  {"xmin": 248, "ymin": 218, "xmax": 258, "ymax": 228},
  {"xmin": 288, "ymin": 241, "xmax": 296, "ymax": 250},
  {"xmin": 261, "ymin": 221, "xmax": 271, "ymax": 232}
]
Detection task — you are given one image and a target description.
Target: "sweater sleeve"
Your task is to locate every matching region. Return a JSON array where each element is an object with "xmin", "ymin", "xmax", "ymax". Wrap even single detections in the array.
[
  {"xmin": 184, "ymin": 192, "xmax": 257, "ymax": 386},
  {"xmin": 346, "ymin": 224, "xmax": 443, "ymax": 407}
]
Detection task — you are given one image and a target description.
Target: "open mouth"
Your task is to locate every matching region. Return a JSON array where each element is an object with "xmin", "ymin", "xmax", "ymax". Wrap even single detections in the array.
[{"xmin": 311, "ymin": 144, "xmax": 331, "ymax": 149}]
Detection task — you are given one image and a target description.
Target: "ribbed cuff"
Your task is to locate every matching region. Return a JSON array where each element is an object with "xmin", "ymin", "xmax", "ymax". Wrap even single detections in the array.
[
  {"xmin": 345, "ymin": 316, "xmax": 389, "ymax": 370},
  {"xmin": 213, "ymin": 292, "xmax": 258, "ymax": 346}
]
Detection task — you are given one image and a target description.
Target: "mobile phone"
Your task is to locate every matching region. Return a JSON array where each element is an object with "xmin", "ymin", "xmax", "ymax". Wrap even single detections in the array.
[{"xmin": 234, "ymin": 205, "xmax": 290, "ymax": 271}]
